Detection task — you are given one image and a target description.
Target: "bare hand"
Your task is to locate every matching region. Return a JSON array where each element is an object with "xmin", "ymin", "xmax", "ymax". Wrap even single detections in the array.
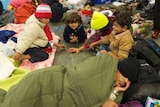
[
  {"xmin": 70, "ymin": 36, "xmax": 78, "ymax": 43},
  {"xmin": 13, "ymin": 52, "xmax": 21, "ymax": 60},
  {"xmin": 89, "ymin": 43, "xmax": 95, "ymax": 50},
  {"xmin": 114, "ymin": 80, "xmax": 131, "ymax": 92},
  {"xmin": 57, "ymin": 44, "xmax": 66, "ymax": 49},
  {"xmin": 68, "ymin": 48, "xmax": 80, "ymax": 54},
  {"xmin": 100, "ymin": 50, "xmax": 108, "ymax": 54}
]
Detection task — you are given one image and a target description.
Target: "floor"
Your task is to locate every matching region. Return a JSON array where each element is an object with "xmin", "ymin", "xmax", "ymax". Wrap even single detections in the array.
[
  {"xmin": 49, "ymin": 4, "xmax": 160, "ymax": 66},
  {"xmin": 49, "ymin": 21, "xmax": 96, "ymax": 66}
]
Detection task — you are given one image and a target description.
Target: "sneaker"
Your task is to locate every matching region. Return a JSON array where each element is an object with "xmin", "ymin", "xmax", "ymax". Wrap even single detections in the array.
[{"xmin": 152, "ymin": 31, "xmax": 160, "ymax": 39}]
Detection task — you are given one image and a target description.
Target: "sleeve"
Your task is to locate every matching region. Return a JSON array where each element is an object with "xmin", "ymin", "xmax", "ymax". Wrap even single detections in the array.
[
  {"xmin": 16, "ymin": 23, "xmax": 40, "ymax": 53},
  {"xmin": 77, "ymin": 26, "xmax": 87, "ymax": 43},
  {"xmin": 62, "ymin": 7, "xmax": 68, "ymax": 13},
  {"xmin": 102, "ymin": 34, "xmax": 112, "ymax": 44},
  {"xmin": 117, "ymin": 37, "xmax": 134, "ymax": 59},
  {"xmin": 83, "ymin": 33, "xmax": 101, "ymax": 49},
  {"xmin": 63, "ymin": 26, "xmax": 71, "ymax": 43}
]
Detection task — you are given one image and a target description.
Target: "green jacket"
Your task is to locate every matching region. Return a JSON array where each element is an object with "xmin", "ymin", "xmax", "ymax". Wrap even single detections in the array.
[{"xmin": 0, "ymin": 54, "xmax": 122, "ymax": 107}]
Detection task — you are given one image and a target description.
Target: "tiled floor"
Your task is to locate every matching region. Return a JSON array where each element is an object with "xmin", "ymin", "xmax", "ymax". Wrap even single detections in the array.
[{"xmin": 49, "ymin": 4, "xmax": 160, "ymax": 66}]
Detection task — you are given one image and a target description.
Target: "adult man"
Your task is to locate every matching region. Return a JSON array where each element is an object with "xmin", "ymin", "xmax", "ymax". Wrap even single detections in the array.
[{"xmin": 0, "ymin": 54, "xmax": 140, "ymax": 107}]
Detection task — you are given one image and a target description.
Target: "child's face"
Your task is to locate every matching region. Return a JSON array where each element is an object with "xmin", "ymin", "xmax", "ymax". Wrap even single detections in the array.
[
  {"xmin": 39, "ymin": 18, "xmax": 50, "ymax": 25},
  {"xmin": 68, "ymin": 22, "xmax": 79, "ymax": 30},
  {"xmin": 112, "ymin": 21, "xmax": 127, "ymax": 35}
]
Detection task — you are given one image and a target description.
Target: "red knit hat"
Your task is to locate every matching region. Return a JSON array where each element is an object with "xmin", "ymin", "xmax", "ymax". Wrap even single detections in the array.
[{"xmin": 35, "ymin": 4, "xmax": 52, "ymax": 18}]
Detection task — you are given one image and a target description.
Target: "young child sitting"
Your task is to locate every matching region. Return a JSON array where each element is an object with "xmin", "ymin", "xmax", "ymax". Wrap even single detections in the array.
[
  {"xmin": 13, "ymin": 4, "xmax": 65, "ymax": 63},
  {"xmin": 90, "ymin": 11, "xmax": 134, "ymax": 61},
  {"xmin": 63, "ymin": 12, "xmax": 87, "ymax": 43},
  {"xmin": 68, "ymin": 11, "xmax": 114, "ymax": 54}
]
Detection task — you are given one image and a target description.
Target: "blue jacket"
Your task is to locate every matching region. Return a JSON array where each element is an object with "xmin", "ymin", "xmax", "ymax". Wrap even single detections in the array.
[{"xmin": 63, "ymin": 24, "xmax": 87, "ymax": 43}]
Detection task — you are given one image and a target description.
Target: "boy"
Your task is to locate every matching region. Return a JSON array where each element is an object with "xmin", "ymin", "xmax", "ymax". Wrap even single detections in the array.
[
  {"xmin": 63, "ymin": 12, "xmax": 86, "ymax": 43},
  {"xmin": 90, "ymin": 11, "xmax": 134, "ymax": 60}
]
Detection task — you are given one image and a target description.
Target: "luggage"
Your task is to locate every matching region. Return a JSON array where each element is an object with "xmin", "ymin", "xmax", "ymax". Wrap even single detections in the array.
[{"xmin": 129, "ymin": 38, "xmax": 160, "ymax": 72}]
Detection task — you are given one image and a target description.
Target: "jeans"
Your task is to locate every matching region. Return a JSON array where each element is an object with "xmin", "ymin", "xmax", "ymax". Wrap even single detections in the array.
[{"xmin": 96, "ymin": 44, "xmax": 111, "ymax": 56}]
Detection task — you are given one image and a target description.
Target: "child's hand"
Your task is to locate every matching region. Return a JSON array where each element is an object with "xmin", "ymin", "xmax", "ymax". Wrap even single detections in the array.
[
  {"xmin": 70, "ymin": 36, "xmax": 78, "ymax": 43},
  {"xmin": 100, "ymin": 50, "xmax": 108, "ymax": 54},
  {"xmin": 69, "ymin": 48, "xmax": 80, "ymax": 54},
  {"xmin": 89, "ymin": 43, "xmax": 95, "ymax": 50},
  {"xmin": 13, "ymin": 52, "xmax": 21, "ymax": 60},
  {"xmin": 57, "ymin": 44, "xmax": 66, "ymax": 49}
]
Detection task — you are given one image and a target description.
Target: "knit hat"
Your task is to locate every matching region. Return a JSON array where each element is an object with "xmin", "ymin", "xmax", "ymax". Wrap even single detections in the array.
[
  {"xmin": 90, "ymin": 11, "xmax": 109, "ymax": 30},
  {"xmin": 118, "ymin": 57, "xmax": 140, "ymax": 82},
  {"xmin": 35, "ymin": 4, "xmax": 52, "ymax": 18}
]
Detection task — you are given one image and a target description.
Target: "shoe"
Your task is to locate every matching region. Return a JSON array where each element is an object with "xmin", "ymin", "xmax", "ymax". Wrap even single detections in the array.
[{"xmin": 152, "ymin": 31, "xmax": 160, "ymax": 39}]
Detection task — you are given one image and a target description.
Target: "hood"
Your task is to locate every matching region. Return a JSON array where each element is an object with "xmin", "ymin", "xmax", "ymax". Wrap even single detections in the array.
[{"xmin": 25, "ymin": 14, "xmax": 46, "ymax": 29}]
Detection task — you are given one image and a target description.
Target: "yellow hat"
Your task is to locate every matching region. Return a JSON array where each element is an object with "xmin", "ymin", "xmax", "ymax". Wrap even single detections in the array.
[{"xmin": 91, "ymin": 11, "xmax": 109, "ymax": 30}]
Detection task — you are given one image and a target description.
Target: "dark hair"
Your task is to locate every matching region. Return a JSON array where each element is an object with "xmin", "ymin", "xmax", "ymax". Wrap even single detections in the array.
[
  {"xmin": 115, "ymin": 11, "xmax": 132, "ymax": 29},
  {"xmin": 65, "ymin": 12, "xmax": 82, "ymax": 24}
]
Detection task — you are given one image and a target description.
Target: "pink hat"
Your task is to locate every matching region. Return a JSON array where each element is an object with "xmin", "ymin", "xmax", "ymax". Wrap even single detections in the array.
[{"xmin": 35, "ymin": 4, "xmax": 52, "ymax": 18}]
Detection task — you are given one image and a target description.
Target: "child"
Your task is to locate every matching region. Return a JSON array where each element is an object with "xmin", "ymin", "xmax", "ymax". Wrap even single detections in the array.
[
  {"xmin": 63, "ymin": 12, "xmax": 87, "ymax": 43},
  {"xmin": 90, "ymin": 11, "xmax": 134, "ymax": 61},
  {"xmin": 13, "ymin": 4, "xmax": 65, "ymax": 63},
  {"xmin": 43, "ymin": 0, "xmax": 69, "ymax": 23},
  {"xmin": 69, "ymin": 11, "xmax": 114, "ymax": 53}
]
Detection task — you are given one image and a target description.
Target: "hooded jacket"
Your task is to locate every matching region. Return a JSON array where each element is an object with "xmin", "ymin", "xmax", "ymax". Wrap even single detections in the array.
[{"xmin": 63, "ymin": 24, "xmax": 87, "ymax": 43}]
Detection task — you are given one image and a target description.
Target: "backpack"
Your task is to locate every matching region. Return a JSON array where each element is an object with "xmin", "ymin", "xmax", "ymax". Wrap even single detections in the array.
[
  {"xmin": 119, "ymin": 100, "xmax": 143, "ymax": 107},
  {"xmin": 129, "ymin": 38, "xmax": 160, "ymax": 72},
  {"xmin": 137, "ymin": 59, "xmax": 160, "ymax": 84}
]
